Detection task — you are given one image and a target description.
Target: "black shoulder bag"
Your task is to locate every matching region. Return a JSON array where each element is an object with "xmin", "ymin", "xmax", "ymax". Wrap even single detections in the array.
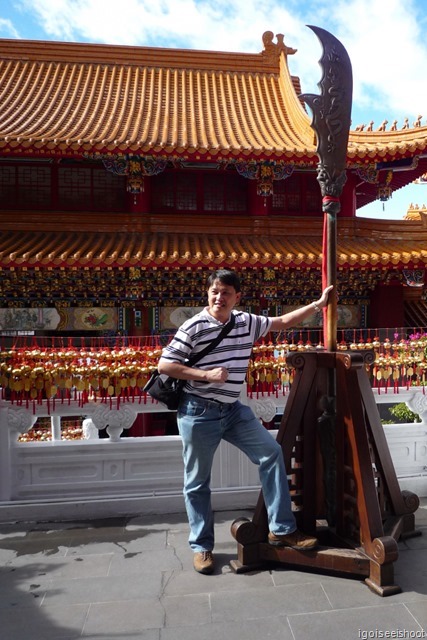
[{"xmin": 143, "ymin": 314, "xmax": 236, "ymax": 410}]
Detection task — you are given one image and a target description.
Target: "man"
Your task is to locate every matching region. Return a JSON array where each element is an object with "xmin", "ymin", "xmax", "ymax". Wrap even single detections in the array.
[{"xmin": 158, "ymin": 269, "xmax": 332, "ymax": 575}]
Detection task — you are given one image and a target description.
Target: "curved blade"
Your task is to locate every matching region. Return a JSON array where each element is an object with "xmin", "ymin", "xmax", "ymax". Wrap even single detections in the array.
[{"xmin": 300, "ymin": 25, "xmax": 353, "ymax": 187}]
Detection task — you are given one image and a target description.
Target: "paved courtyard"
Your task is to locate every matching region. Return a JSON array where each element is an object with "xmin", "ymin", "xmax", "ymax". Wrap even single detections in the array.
[{"xmin": 0, "ymin": 499, "xmax": 426, "ymax": 640}]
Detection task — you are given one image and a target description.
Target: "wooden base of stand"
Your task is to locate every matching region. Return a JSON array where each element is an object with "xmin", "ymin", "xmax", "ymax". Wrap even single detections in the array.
[{"xmin": 230, "ymin": 351, "xmax": 421, "ymax": 596}]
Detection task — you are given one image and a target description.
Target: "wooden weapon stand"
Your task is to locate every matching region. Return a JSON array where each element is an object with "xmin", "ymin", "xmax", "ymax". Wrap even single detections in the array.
[{"xmin": 230, "ymin": 350, "xmax": 421, "ymax": 596}]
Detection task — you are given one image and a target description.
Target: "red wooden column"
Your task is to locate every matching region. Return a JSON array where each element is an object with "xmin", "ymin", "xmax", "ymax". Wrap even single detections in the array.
[
  {"xmin": 369, "ymin": 283, "xmax": 404, "ymax": 328},
  {"xmin": 339, "ymin": 172, "xmax": 357, "ymax": 217}
]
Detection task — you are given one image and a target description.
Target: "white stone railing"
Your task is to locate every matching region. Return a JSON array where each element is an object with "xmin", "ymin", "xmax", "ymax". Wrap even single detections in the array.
[
  {"xmin": 0, "ymin": 388, "xmax": 426, "ymax": 522},
  {"xmin": 376, "ymin": 389, "xmax": 427, "ymax": 498}
]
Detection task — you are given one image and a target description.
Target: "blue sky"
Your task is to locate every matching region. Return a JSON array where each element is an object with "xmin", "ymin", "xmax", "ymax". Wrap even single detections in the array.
[{"xmin": 1, "ymin": 0, "xmax": 426, "ymax": 219}]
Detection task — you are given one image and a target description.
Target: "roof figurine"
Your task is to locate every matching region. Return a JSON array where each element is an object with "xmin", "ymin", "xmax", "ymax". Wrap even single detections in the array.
[{"xmin": 261, "ymin": 31, "xmax": 297, "ymax": 62}]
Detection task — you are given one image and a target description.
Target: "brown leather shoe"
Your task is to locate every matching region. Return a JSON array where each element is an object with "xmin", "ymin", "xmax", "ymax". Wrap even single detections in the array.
[
  {"xmin": 268, "ymin": 529, "xmax": 318, "ymax": 550},
  {"xmin": 193, "ymin": 551, "xmax": 215, "ymax": 574}
]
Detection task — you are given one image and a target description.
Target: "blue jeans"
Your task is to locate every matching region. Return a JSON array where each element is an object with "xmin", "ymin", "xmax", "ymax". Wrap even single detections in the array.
[{"xmin": 177, "ymin": 393, "xmax": 296, "ymax": 552}]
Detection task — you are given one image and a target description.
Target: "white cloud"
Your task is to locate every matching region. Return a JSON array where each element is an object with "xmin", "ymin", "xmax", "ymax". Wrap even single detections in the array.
[
  {"xmin": 17, "ymin": 0, "xmax": 298, "ymax": 50},
  {"xmin": 0, "ymin": 17, "xmax": 20, "ymax": 38},
  {"xmin": 15, "ymin": 0, "xmax": 426, "ymax": 126},
  {"xmin": 329, "ymin": 0, "xmax": 427, "ymax": 124}
]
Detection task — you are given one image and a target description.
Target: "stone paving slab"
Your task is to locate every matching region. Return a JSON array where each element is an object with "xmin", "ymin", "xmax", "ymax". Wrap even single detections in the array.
[{"xmin": 0, "ymin": 500, "xmax": 425, "ymax": 640}]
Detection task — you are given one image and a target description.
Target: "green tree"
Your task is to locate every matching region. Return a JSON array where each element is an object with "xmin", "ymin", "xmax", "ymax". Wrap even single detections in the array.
[{"xmin": 388, "ymin": 403, "xmax": 421, "ymax": 424}]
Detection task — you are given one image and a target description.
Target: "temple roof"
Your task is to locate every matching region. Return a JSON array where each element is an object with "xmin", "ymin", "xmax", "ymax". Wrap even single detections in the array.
[
  {"xmin": 405, "ymin": 204, "xmax": 427, "ymax": 220},
  {"xmin": 1, "ymin": 215, "xmax": 427, "ymax": 270},
  {"xmin": 1, "ymin": 35, "xmax": 427, "ymax": 165}
]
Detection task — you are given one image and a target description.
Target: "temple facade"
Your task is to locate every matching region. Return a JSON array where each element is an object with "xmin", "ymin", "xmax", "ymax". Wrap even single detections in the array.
[{"xmin": 1, "ymin": 32, "xmax": 427, "ymax": 338}]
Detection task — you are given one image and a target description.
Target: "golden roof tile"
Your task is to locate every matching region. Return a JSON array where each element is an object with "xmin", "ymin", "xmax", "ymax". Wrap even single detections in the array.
[
  {"xmin": 1, "ymin": 35, "xmax": 426, "ymax": 163},
  {"xmin": 1, "ymin": 215, "xmax": 427, "ymax": 270},
  {"xmin": 0, "ymin": 35, "xmax": 313, "ymax": 160}
]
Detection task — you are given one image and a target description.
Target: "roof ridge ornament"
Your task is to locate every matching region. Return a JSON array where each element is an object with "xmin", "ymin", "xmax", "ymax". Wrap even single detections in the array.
[
  {"xmin": 261, "ymin": 31, "xmax": 297, "ymax": 64},
  {"xmin": 354, "ymin": 116, "xmax": 424, "ymax": 132}
]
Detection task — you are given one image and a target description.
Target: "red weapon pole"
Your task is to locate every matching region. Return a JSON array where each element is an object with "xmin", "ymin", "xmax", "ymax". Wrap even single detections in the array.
[{"xmin": 299, "ymin": 25, "xmax": 353, "ymax": 351}]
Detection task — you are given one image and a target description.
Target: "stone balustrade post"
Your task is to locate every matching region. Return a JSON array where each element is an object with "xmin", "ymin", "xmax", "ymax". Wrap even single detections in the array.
[
  {"xmin": 0, "ymin": 405, "xmax": 37, "ymax": 501},
  {"xmin": 90, "ymin": 403, "xmax": 138, "ymax": 442}
]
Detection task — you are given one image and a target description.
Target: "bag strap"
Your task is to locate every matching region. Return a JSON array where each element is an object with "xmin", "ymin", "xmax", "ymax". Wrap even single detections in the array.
[{"xmin": 187, "ymin": 313, "xmax": 235, "ymax": 367}]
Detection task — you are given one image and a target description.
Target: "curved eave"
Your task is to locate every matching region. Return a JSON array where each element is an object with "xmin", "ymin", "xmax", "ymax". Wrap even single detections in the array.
[
  {"xmin": 1, "ymin": 38, "xmax": 426, "ymax": 163},
  {"xmin": 2, "ymin": 229, "xmax": 427, "ymax": 272},
  {"xmin": 348, "ymin": 126, "xmax": 427, "ymax": 162},
  {"xmin": 0, "ymin": 143, "xmax": 317, "ymax": 164},
  {"xmin": 0, "ymin": 230, "xmax": 322, "ymax": 270},
  {"xmin": 0, "ymin": 42, "xmax": 317, "ymax": 161}
]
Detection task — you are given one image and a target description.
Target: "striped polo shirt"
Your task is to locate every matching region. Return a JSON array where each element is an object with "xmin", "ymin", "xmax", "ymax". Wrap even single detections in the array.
[{"xmin": 159, "ymin": 307, "xmax": 271, "ymax": 403}]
